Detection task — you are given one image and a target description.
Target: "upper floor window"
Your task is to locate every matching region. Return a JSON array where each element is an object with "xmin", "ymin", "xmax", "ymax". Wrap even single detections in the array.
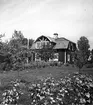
[{"xmin": 35, "ymin": 41, "xmax": 50, "ymax": 49}]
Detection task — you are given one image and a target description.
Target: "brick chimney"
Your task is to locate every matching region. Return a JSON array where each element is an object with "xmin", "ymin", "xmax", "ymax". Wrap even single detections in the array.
[{"xmin": 53, "ymin": 33, "xmax": 58, "ymax": 39}]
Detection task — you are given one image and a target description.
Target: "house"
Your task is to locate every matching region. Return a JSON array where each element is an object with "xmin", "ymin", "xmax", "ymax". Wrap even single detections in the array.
[{"xmin": 31, "ymin": 33, "xmax": 76, "ymax": 63}]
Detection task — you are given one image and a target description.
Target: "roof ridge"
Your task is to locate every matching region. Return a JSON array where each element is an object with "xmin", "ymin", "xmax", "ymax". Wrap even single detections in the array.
[{"xmin": 55, "ymin": 37, "xmax": 75, "ymax": 44}]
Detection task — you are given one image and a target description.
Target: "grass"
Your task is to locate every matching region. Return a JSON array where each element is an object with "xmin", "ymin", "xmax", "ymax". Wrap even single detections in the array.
[
  {"xmin": 0, "ymin": 64, "xmax": 93, "ymax": 86},
  {"xmin": 0, "ymin": 65, "xmax": 77, "ymax": 85}
]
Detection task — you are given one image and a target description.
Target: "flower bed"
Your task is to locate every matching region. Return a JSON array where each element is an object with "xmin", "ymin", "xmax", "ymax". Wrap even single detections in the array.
[{"xmin": 1, "ymin": 72, "xmax": 93, "ymax": 105}]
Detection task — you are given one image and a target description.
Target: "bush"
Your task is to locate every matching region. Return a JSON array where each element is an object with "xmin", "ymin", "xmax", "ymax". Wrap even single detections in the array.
[
  {"xmin": 1, "ymin": 60, "xmax": 64, "ymax": 72},
  {"xmin": 0, "ymin": 62, "xmax": 12, "ymax": 71},
  {"xmin": 85, "ymin": 63, "xmax": 93, "ymax": 68},
  {"xmin": 49, "ymin": 61, "xmax": 63, "ymax": 67},
  {"xmin": 64, "ymin": 63, "xmax": 69, "ymax": 66},
  {"xmin": 57, "ymin": 61, "xmax": 63, "ymax": 67}
]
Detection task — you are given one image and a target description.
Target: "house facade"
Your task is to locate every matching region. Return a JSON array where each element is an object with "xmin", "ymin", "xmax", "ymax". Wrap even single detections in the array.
[{"xmin": 31, "ymin": 33, "xmax": 76, "ymax": 63}]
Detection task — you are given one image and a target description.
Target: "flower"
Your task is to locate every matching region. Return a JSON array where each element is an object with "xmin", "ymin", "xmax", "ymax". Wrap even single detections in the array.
[
  {"xmin": 85, "ymin": 92, "xmax": 90, "ymax": 98},
  {"xmin": 1, "ymin": 73, "xmax": 93, "ymax": 105}
]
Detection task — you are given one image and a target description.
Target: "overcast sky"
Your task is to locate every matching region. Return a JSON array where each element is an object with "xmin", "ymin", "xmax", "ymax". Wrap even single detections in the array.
[{"xmin": 0, "ymin": 0, "xmax": 93, "ymax": 49}]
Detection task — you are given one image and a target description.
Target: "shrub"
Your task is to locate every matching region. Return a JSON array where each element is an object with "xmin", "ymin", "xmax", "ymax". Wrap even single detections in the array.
[
  {"xmin": 1, "ymin": 79, "xmax": 23, "ymax": 105},
  {"xmin": 64, "ymin": 63, "xmax": 69, "ymax": 66},
  {"xmin": 57, "ymin": 62, "xmax": 63, "ymax": 67},
  {"xmin": 85, "ymin": 63, "xmax": 93, "ymax": 68}
]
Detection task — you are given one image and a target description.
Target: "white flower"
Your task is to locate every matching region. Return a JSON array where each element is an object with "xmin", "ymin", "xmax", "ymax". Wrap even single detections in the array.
[
  {"xmin": 33, "ymin": 99, "xmax": 35, "ymax": 102},
  {"xmin": 89, "ymin": 83, "xmax": 93, "ymax": 87},
  {"xmin": 57, "ymin": 97, "xmax": 62, "ymax": 101},
  {"xmin": 40, "ymin": 96, "xmax": 45, "ymax": 100},
  {"xmin": 16, "ymin": 92, "xmax": 18, "ymax": 96},
  {"xmin": 76, "ymin": 77, "xmax": 79, "ymax": 81},
  {"xmin": 31, "ymin": 93, "xmax": 34, "ymax": 96},
  {"xmin": 79, "ymin": 80, "xmax": 82, "ymax": 84},
  {"xmin": 2, "ymin": 92, "xmax": 6, "ymax": 96},
  {"xmin": 37, "ymin": 84, "xmax": 40, "ymax": 87},
  {"xmin": 80, "ymin": 98, "xmax": 86, "ymax": 103},
  {"xmin": 50, "ymin": 97, "xmax": 55, "ymax": 103},
  {"xmin": 5, "ymin": 98, "xmax": 8, "ymax": 103},
  {"xmin": 59, "ymin": 89, "xmax": 63, "ymax": 92},
  {"xmin": 16, "ymin": 96, "xmax": 19, "ymax": 99},
  {"xmin": 87, "ymin": 99, "xmax": 90, "ymax": 103},
  {"xmin": 51, "ymin": 82, "xmax": 55, "ymax": 86},
  {"xmin": 43, "ymin": 82, "xmax": 46, "ymax": 85},
  {"xmin": 13, "ymin": 87, "xmax": 16, "ymax": 91},
  {"xmin": 85, "ymin": 93, "xmax": 90, "ymax": 98},
  {"xmin": 65, "ymin": 90, "xmax": 68, "ymax": 93}
]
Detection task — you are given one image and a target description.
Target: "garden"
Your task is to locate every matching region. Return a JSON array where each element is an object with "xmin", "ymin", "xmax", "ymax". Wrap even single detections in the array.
[
  {"xmin": 0, "ymin": 62, "xmax": 93, "ymax": 105},
  {"xmin": 0, "ymin": 67, "xmax": 93, "ymax": 105},
  {"xmin": 0, "ymin": 31, "xmax": 93, "ymax": 105}
]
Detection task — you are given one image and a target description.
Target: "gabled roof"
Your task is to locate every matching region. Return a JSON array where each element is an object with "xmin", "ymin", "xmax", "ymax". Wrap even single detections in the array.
[
  {"xmin": 31, "ymin": 35, "xmax": 76, "ymax": 50},
  {"xmin": 35, "ymin": 35, "xmax": 56, "ymax": 43}
]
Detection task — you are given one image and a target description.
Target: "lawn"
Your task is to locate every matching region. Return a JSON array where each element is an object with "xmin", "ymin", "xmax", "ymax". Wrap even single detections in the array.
[
  {"xmin": 0, "ymin": 65, "xmax": 78, "ymax": 86},
  {"xmin": 0, "ymin": 65, "xmax": 93, "ymax": 86}
]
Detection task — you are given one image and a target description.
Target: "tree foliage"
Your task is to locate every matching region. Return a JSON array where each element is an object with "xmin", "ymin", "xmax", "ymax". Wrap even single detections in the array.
[
  {"xmin": 77, "ymin": 36, "xmax": 90, "ymax": 62},
  {"xmin": 0, "ymin": 30, "xmax": 34, "ymax": 71},
  {"xmin": 8, "ymin": 30, "xmax": 34, "ymax": 65},
  {"xmin": 89, "ymin": 49, "xmax": 93, "ymax": 63},
  {"xmin": 36, "ymin": 43, "xmax": 54, "ymax": 61},
  {"xmin": 74, "ymin": 36, "xmax": 90, "ymax": 70}
]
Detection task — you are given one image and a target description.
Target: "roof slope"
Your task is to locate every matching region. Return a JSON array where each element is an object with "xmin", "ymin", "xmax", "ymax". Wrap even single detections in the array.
[
  {"xmin": 46, "ymin": 36, "xmax": 56, "ymax": 43},
  {"xmin": 53, "ymin": 38, "xmax": 69, "ymax": 49}
]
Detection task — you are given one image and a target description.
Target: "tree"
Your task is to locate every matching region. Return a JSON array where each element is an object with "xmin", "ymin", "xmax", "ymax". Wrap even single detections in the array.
[
  {"xmin": 0, "ymin": 31, "xmax": 34, "ymax": 71},
  {"xmin": 0, "ymin": 34, "xmax": 13, "ymax": 71},
  {"xmin": 36, "ymin": 43, "xmax": 54, "ymax": 61},
  {"xmin": 74, "ymin": 36, "xmax": 90, "ymax": 72},
  {"xmin": 77, "ymin": 36, "xmax": 90, "ymax": 63},
  {"xmin": 0, "ymin": 34, "xmax": 5, "ymax": 51},
  {"xmin": 8, "ymin": 30, "xmax": 24, "ymax": 54},
  {"xmin": 22, "ymin": 38, "xmax": 34, "ymax": 48},
  {"xmin": 8, "ymin": 30, "xmax": 34, "ymax": 64},
  {"xmin": 89, "ymin": 49, "xmax": 93, "ymax": 63}
]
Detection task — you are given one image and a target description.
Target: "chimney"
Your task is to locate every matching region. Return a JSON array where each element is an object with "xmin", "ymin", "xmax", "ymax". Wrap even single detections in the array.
[{"xmin": 53, "ymin": 33, "xmax": 58, "ymax": 39}]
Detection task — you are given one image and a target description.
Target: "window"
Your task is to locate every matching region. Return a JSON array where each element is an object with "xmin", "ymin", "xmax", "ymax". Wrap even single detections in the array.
[
  {"xmin": 36, "ymin": 42, "xmax": 41, "ymax": 49},
  {"xmin": 53, "ymin": 53, "xmax": 59, "ymax": 61},
  {"xmin": 54, "ymin": 53, "xmax": 59, "ymax": 59},
  {"xmin": 35, "ymin": 41, "xmax": 50, "ymax": 49},
  {"xmin": 67, "ymin": 54, "xmax": 70, "ymax": 62}
]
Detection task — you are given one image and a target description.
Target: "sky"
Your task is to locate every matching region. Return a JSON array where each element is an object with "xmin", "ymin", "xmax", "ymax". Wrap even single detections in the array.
[{"xmin": 0, "ymin": 0, "xmax": 93, "ymax": 49}]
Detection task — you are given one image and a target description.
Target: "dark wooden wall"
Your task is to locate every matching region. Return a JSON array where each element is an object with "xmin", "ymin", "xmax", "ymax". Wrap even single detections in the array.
[{"xmin": 58, "ymin": 49, "xmax": 65, "ymax": 63}]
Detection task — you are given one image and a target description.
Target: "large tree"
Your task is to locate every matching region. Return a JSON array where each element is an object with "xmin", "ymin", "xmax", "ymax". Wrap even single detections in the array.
[
  {"xmin": 0, "ymin": 34, "xmax": 5, "ymax": 51},
  {"xmin": 74, "ymin": 36, "xmax": 90, "ymax": 71},
  {"xmin": 0, "ymin": 31, "xmax": 34, "ymax": 70},
  {"xmin": 77, "ymin": 36, "xmax": 90, "ymax": 62},
  {"xmin": 6, "ymin": 30, "xmax": 34, "ymax": 68},
  {"xmin": 8, "ymin": 30, "xmax": 24, "ymax": 54}
]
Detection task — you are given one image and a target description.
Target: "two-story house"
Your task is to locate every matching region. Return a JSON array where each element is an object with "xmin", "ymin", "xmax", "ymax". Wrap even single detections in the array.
[{"xmin": 31, "ymin": 33, "xmax": 76, "ymax": 63}]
